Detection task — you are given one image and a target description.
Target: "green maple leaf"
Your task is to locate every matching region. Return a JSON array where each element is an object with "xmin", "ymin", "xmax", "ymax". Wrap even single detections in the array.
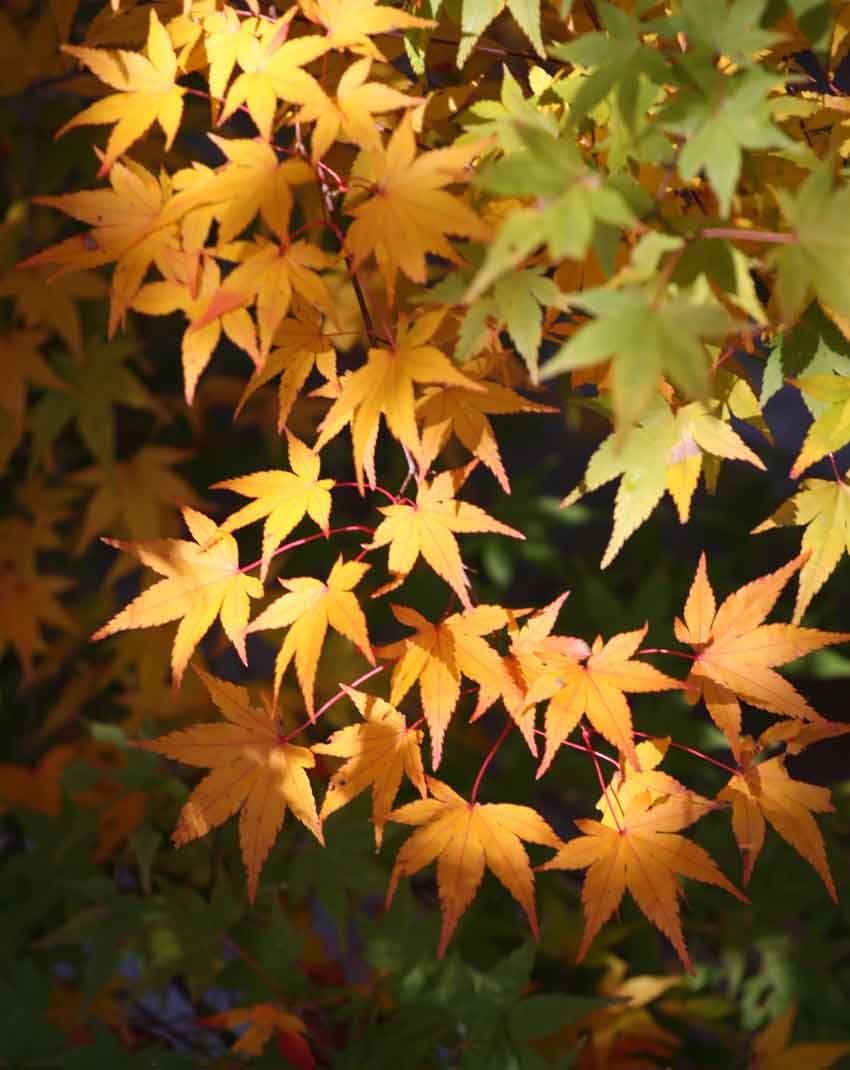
[
  {"xmin": 753, "ymin": 469, "xmax": 850, "ymax": 622},
  {"xmin": 786, "ymin": 374, "xmax": 850, "ymax": 477},
  {"xmin": 562, "ymin": 397, "xmax": 764, "ymax": 567},
  {"xmin": 661, "ymin": 67, "xmax": 792, "ymax": 217},
  {"xmin": 456, "ymin": 0, "xmax": 544, "ymax": 67},
  {"xmin": 772, "ymin": 164, "xmax": 850, "ymax": 324},
  {"xmin": 539, "ymin": 282, "xmax": 733, "ymax": 429}
]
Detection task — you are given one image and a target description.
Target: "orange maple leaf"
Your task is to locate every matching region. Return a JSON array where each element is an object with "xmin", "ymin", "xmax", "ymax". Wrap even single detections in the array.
[
  {"xmin": 0, "ymin": 563, "xmax": 75, "ymax": 682},
  {"xmin": 135, "ymin": 668, "xmax": 323, "ymax": 901},
  {"xmin": 314, "ymin": 687, "xmax": 427, "ymax": 846},
  {"xmin": 344, "ymin": 115, "xmax": 490, "ymax": 302},
  {"xmin": 542, "ymin": 777, "xmax": 746, "ymax": 973},
  {"xmin": 91, "ymin": 506, "xmax": 263, "ymax": 688},
  {"xmin": 313, "ymin": 309, "xmax": 483, "ymax": 491},
  {"xmin": 202, "ymin": 1003, "xmax": 309, "ymax": 1058},
  {"xmin": 58, "ymin": 10, "xmax": 185, "ymax": 177},
  {"xmin": 523, "ymin": 625, "xmax": 683, "ymax": 776},
  {"xmin": 717, "ymin": 739, "xmax": 838, "ymax": 899},
  {"xmin": 212, "ymin": 432, "xmax": 334, "ymax": 582},
  {"xmin": 749, "ymin": 1004, "xmax": 850, "ymax": 1069},
  {"xmin": 368, "ymin": 465, "xmax": 524, "ymax": 611},
  {"xmin": 246, "ymin": 556, "xmax": 374, "ymax": 715},
  {"xmin": 385, "ymin": 775, "xmax": 562, "ymax": 957},
  {"xmin": 674, "ymin": 554, "xmax": 850, "ymax": 760},
  {"xmin": 295, "ymin": 57, "xmax": 421, "ymax": 159},
  {"xmin": 417, "ymin": 367, "xmax": 558, "ymax": 492},
  {"xmin": 375, "ymin": 602, "xmax": 512, "ymax": 768}
]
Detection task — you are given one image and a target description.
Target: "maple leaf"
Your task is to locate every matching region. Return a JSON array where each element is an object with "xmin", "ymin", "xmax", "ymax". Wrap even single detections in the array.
[
  {"xmin": 375, "ymin": 603, "xmax": 511, "ymax": 768},
  {"xmin": 0, "ymin": 563, "xmax": 75, "ymax": 682},
  {"xmin": 20, "ymin": 158, "xmax": 184, "ymax": 336},
  {"xmin": 295, "ymin": 57, "xmax": 421, "ymax": 160},
  {"xmin": 135, "ymin": 668, "xmax": 323, "ymax": 901},
  {"xmin": 524, "ymin": 625, "xmax": 683, "ymax": 777},
  {"xmin": 203, "ymin": 1004, "xmax": 310, "ymax": 1058},
  {"xmin": 58, "ymin": 10, "xmax": 185, "ymax": 177},
  {"xmin": 368, "ymin": 465, "xmax": 524, "ymax": 611},
  {"xmin": 298, "ymin": 0, "xmax": 434, "ymax": 57},
  {"xmin": 674, "ymin": 554, "xmax": 850, "ymax": 760},
  {"xmin": 717, "ymin": 741, "xmax": 838, "ymax": 900},
  {"xmin": 539, "ymin": 283, "xmax": 733, "ymax": 431},
  {"xmin": 470, "ymin": 592, "xmax": 577, "ymax": 755},
  {"xmin": 562, "ymin": 397, "xmax": 766, "ymax": 568},
  {"xmin": 753, "ymin": 469, "xmax": 850, "ymax": 623},
  {"xmin": 173, "ymin": 136, "xmax": 314, "ymax": 245},
  {"xmin": 235, "ymin": 302, "xmax": 337, "ymax": 431},
  {"xmin": 416, "ymin": 364, "xmax": 558, "ymax": 493},
  {"xmin": 344, "ymin": 115, "xmax": 490, "ymax": 303},
  {"xmin": 385, "ymin": 775, "xmax": 562, "ymax": 957},
  {"xmin": 0, "ymin": 266, "xmax": 107, "ymax": 360},
  {"xmin": 91, "ymin": 506, "xmax": 264, "ymax": 688},
  {"xmin": 217, "ymin": 18, "xmax": 329, "ymax": 142},
  {"xmin": 246, "ymin": 556, "xmax": 374, "ymax": 715},
  {"xmin": 749, "ymin": 1004, "xmax": 850, "ymax": 1070},
  {"xmin": 786, "ymin": 374, "xmax": 850, "ymax": 478},
  {"xmin": 0, "ymin": 744, "xmax": 77, "ymax": 818},
  {"xmin": 313, "ymin": 309, "xmax": 483, "ymax": 491},
  {"xmin": 212, "ymin": 432, "xmax": 334, "ymax": 582},
  {"xmin": 0, "ymin": 329, "xmax": 65, "ymax": 466},
  {"xmin": 541, "ymin": 784, "xmax": 746, "ymax": 973},
  {"xmin": 132, "ymin": 258, "xmax": 259, "ymax": 403},
  {"xmin": 313, "ymin": 687, "xmax": 426, "ymax": 846},
  {"xmin": 194, "ymin": 237, "xmax": 334, "ymax": 359},
  {"xmin": 71, "ymin": 445, "xmax": 203, "ymax": 556}
]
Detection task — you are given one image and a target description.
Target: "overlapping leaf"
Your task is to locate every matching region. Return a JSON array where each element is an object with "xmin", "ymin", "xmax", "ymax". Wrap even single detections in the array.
[{"xmin": 376, "ymin": 603, "xmax": 511, "ymax": 767}]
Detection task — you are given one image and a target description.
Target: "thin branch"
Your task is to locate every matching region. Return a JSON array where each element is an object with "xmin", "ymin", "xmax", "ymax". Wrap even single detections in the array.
[
  {"xmin": 582, "ymin": 722, "xmax": 623, "ymax": 832},
  {"xmin": 700, "ymin": 227, "xmax": 795, "ymax": 244},
  {"xmin": 238, "ymin": 525, "xmax": 375, "ymax": 575},
  {"xmin": 283, "ymin": 664, "xmax": 385, "ymax": 740},
  {"xmin": 633, "ymin": 731, "xmax": 740, "ymax": 777},
  {"xmin": 470, "ymin": 720, "xmax": 513, "ymax": 802}
]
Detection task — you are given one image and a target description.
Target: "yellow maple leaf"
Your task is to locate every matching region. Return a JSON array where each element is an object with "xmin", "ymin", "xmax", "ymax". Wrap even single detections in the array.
[
  {"xmin": 299, "ymin": 0, "xmax": 434, "ymax": 57},
  {"xmin": 193, "ymin": 237, "xmax": 334, "ymax": 358},
  {"xmin": 218, "ymin": 18, "xmax": 329, "ymax": 141},
  {"xmin": 753, "ymin": 468, "xmax": 850, "ymax": 623},
  {"xmin": 674, "ymin": 553, "xmax": 850, "ymax": 760},
  {"xmin": 58, "ymin": 10, "xmax": 185, "ymax": 177},
  {"xmin": 235, "ymin": 301, "xmax": 337, "ymax": 431},
  {"xmin": 542, "ymin": 783, "xmax": 746, "ymax": 973},
  {"xmin": 295, "ymin": 56, "xmax": 421, "ymax": 159},
  {"xmin": 212, "ymin": 432, "xmax": 334, "ymax": 582},
  {"xmin": 368, "ymin": 465, "xmax": 524, "ymax": 611},
  {"xmin": 135, "ymin": 668, "xmax": 323, "ymax": 901},
  {"xmin": 314, "ymin": 309, "xmax": 483, "ymax": 490},
  {"xmin": 132, "ymin": 258, "xmax": 259, "ymax": 402},
  {"xmin": 20, "ymin": 158, "xmax": 185, "ymax": 336},
  {"xmin": 344, "ymin": 115, "xmax": 490, "ymax": 302},
  {"xmin": 376, "ymin": 602, "xmax": 512, "ymax": 768},
  {"xmin": 386, "ymin": 775, "xmax": 562, "ymax": 956},
  {"xmin": 91, "ymin": 506, "xmax": 264, "ymax": 688},
  {"xmin": 246, "ymin": 556, "xmax": 374, "ymax": 715},
  {"xmin": 314, "ymin": 687, "xmax": 427, "ymax": 846}
]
